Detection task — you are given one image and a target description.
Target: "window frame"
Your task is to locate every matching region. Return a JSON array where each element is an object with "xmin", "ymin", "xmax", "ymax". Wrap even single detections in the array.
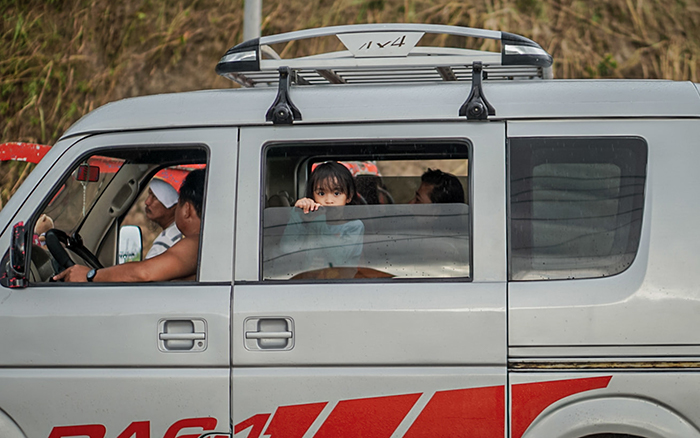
[
  {"xmin": 259, "ymin": 139, "xmax": 474, "ymax": 284},
  {"xmin": 24, "ymin": 144, "xmax": 210, "ymax": 286}
]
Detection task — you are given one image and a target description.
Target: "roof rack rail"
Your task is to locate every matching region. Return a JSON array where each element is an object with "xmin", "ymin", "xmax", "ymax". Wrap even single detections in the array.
[{"xmin": 216, "ymin": 23, "xmax": 553, "ymax": 88}]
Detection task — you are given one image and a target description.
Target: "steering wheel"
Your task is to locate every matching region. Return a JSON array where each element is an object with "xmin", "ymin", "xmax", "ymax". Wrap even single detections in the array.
[{"xmin": 45, "ymin": 229, "xmax": 104, "ymax": 271}]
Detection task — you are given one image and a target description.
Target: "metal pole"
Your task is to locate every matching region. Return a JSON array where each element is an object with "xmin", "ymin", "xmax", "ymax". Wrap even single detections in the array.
[{"xmin": 243, "ymin": 0, "xmax": 262, "ymax": 40}]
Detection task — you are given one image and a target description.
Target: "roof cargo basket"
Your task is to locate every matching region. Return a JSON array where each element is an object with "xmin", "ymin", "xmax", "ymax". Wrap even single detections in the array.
[{"xmin": 216, "ymin": 23, "xmax": 553, "ymax": 88}]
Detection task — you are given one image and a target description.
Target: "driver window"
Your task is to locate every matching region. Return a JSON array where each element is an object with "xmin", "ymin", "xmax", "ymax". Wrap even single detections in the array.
[
  {"xmin": 262, "ymin": 142, "xmax": 471, "ymax": 281},
  {"xmin": 23, "ymin": 147, "xmax": 208, "ymax": 284},
  {"xmin": 39, "ymin": 156, "xmax": 125, "ymax": 239}
]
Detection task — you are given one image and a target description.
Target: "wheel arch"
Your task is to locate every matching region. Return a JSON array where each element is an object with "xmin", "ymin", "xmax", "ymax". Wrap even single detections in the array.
[
  {"xmin": 521, "ymin": 396, "xmax": 700, "ymax": 438},
  {"xmin": 0, "ymin": 408, "xmax": 26, "ymax": 438}
]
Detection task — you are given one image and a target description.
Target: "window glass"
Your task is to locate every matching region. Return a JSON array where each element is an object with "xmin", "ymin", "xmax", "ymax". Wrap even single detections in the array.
[
  {"xmin": 509, "ymin": 137, "xmax": 647, "ymax": 281},
  {"xmin": 262, "ymin": 142, "xmax": 470, "ymax": 281},
  {"xmin": 122, "ymin": 164, "xmax": 204, "ymax": 262},
  {"xmin": 21, "ymin": 147, "xmax": 207, "ymax": 284},
  {"xmin": 43, "ymin": 156, "xmax": 124, "ymax": 233}
]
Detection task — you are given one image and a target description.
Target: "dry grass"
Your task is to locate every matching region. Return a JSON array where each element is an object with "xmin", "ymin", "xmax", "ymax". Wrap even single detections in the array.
[{"xmin": 2, "ymin": 0, "xmax": 700, "ymax": 207}]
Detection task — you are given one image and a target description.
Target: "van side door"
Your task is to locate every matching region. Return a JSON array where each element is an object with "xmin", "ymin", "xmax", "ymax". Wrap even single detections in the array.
[
  {"xmin": 0, "ymin": 128, "xmax": 235, "ymax": 438},
  {"xmin": 232, "ymin": 122, "xmax": 507, "ymax": 437}
]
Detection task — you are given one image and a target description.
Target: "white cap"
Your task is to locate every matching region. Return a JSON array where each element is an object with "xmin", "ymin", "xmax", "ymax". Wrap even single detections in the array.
[{"xmin": 149, "ymin": 179, "xmax": 178, "ymax": 208}]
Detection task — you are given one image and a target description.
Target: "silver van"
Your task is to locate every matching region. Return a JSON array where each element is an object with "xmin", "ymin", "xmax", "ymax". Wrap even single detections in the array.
[{"xmin": 2, "ymin": 23, "xmax": 700, "ymax": 438}]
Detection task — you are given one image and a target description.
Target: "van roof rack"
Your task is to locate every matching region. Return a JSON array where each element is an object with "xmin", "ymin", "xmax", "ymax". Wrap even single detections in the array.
[{"xmin": 216, "ymin": 23, "xmax": 553, "ymax": 88}]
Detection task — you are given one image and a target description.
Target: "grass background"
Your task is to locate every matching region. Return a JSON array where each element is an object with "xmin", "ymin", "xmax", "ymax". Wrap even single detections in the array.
[{"xmin": 2, "ymin": 0, "xmax": 700, "ymax": 208}]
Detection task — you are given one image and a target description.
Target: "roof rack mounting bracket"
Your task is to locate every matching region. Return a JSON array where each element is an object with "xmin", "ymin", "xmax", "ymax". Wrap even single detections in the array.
[
  {"xmin": 265, "ymin": 67, "xmax": 302, "ymax": 125},
  {"xmin": 459, "ymin": 61, "xmax": 496, "ymax": 121}
]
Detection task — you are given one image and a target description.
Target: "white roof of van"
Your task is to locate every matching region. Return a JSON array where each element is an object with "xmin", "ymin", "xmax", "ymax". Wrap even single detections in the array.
[{"xmin": 61, "ymin": 80, "xmax": 700, "ymax": 139}]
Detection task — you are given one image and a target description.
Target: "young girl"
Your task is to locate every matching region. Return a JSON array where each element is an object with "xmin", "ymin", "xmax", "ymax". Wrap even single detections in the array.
[{"xmin": 280, "ymin": 162, "xmax": 365, "ymax": 273}]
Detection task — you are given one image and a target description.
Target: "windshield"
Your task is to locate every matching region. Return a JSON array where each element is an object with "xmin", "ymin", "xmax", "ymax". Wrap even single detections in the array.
[{"xmin": 43, "ymin": 156, "xmax": 124, "ymax": 233}]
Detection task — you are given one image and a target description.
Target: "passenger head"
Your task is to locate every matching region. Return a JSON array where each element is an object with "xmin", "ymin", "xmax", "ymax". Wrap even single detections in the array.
[
  {"xmin": 356, "ymin": 174, "xmax": 394, "ymax": 205},
  {"xmin": 178, "ymin": 169, "xmax": 206, "ymax": 218},
  {"xmin": 145, "ymin": 178, "xmax": 178, "ymax": 228},
  {"xmin": 306, "ymin": 162, "xmax": 358, "ymax": 206},
  {"xmin": 410, "ymin": 168, "xmax": 465, "ymax": 204}
]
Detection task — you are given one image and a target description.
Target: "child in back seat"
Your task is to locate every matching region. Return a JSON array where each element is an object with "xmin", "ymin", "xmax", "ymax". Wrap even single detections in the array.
[{"xmin": 280, "ymin": 162, "xmax": 364, "ymax": 273}]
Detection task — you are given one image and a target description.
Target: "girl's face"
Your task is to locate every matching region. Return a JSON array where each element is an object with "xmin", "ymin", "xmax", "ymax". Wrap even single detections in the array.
[{"xmin": 313, "ymin": 178, "xmax": 350, "ymax": 206}]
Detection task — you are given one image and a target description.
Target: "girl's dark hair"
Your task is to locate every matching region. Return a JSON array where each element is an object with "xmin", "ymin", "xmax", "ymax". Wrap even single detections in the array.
[{"xmin": 305, "ymin": 161, "xmax": 359, "ymax": 204}]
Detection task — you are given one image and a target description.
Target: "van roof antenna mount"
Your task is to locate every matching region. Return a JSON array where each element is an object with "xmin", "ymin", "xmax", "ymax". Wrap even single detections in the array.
[
  {"xmin": 266, "ymin": 67, "xmax": 302, "ymax": 125},
  {"xmin": 459, "ymin": 61, "xmax": 495, "ymax": 120}
]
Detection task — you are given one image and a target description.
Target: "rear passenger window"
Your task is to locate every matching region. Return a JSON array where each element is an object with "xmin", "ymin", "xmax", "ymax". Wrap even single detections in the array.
[
  {"xmin": 262, "ymin": 142, "xmax": 470, "ymax": 281},
  {"xmin": 509, "ymin": 137, "xmax": 647, "ymax": 281}
]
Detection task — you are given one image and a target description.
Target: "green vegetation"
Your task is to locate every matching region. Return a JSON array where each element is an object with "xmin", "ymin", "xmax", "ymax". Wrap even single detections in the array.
[{"xmin": 2, "ymin": 0, "xmax": 700, "ymax": 208}]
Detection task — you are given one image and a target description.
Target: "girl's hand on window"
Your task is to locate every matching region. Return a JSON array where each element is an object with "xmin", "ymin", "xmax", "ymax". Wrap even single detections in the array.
[{"xmin": 295, "ymin": 197, "xmax": 321, "ymax": 214}]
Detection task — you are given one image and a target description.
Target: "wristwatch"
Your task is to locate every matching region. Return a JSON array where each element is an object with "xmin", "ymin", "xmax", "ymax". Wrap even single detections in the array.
[{"xmin": 86, "ymin": 269, "xmax": 98, "ymax": 282}]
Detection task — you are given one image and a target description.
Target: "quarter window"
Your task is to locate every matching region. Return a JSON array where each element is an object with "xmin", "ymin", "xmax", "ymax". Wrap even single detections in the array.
[{"xmin": 509, "ymin": 137, "xmax": 647, "ymax": 280}]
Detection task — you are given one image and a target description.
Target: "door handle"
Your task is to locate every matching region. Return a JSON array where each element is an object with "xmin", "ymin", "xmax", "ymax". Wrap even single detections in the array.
[
  {"xmin": 160, "ymin": 332, "xmax": 206, "ymax": 340},
  {"xmin": 244, "ymin": 317, "xmax": 294, "ymax": 350},
  {"xmin": 245, "ymin": 331, "xmax": 292, "ymax": 339},
  {"xmin": 158, "ymin": 319, "xmax": 207, "ymax": 352}
]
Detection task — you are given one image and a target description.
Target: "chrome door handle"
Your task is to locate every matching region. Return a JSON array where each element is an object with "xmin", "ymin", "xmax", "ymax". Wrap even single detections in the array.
[
  {"xmin": 158, "ymin": 319, "xmax": 207, "ymax": 352},
  {"xmin": 244, "ymin": 317, "xmax": 294, "ymax": 351},
  {"xmin": 159, "ymin": 332, "xmax": 206, "ymax": 340},
  {"xmin": 245, "ymin": 331, "xmax": 292, "ymax": 339}
]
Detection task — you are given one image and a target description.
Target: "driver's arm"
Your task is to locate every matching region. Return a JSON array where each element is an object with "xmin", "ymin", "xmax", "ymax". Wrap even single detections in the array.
[{"xmin": 53, "ymin": 236, "xmax": 199, "ymax": 283}]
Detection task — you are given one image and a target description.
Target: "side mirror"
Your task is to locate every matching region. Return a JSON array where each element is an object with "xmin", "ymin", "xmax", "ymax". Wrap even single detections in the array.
[
  {"xmin": 6, "ymin": 222, "xmax": 28, "ymax": 288},
  {"xmin": 118, "ymin": 225, "xmax": 143, "ymax": 264}
]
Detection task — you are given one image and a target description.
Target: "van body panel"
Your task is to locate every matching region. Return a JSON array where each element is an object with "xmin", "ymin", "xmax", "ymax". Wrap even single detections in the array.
[
  {"xmin": 190, "ymin": 128, "xmax": 238, "ymax": 282},
  {"xmin": 0, "ymin": 369, "xmax": 230, "ymax": 438},
  {"xmin": 508, "ymin": 120, "xmax": 700, "ymax": 351},
  {"xmin": 61, "ymin": 81, "xmax": 700, "ymax": 140},
  {"xmin": 232, "ymin": 367, "xmax": 506, "ymax": 438},
  {"xmin": 0, "ymin": 411, "xmax": 24, "ymax": 438},
  {"xmin": 512, "ymin": 372, "xmax": 700, "ymax": 438},
  {"xmin": 233, "ymin": 282, "xmax": 505, "ymax": 366},
  {"xmin": 0, "ymin": 284, "xmax": 229, "ymax": 366}
]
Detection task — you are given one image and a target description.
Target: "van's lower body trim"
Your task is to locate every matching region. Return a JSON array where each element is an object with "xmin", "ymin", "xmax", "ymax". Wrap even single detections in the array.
[{"xmin": 510, "ymin": 361, "xmax": 700, "ymax": 370}]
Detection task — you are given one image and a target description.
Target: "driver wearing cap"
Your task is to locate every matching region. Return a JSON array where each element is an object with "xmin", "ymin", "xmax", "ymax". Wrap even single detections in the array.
[
  {"xmin": 53, "ymin": 169, "xmax": 205, "ymax": 283},
  {"xmin": 145, "ymin": 178, "xmax": 183, "ymax": 259}
]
